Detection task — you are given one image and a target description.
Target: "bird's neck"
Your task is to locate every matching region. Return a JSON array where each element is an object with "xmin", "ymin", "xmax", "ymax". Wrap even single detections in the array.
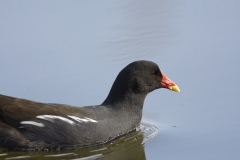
[{"xmin": 102, "ymin": 91, "xmax": 147, "ymax": 113}]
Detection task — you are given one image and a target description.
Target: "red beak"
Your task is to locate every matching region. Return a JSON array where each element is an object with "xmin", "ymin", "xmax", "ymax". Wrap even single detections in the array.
[{"xmin": 160, "ymin": 70, "xmax": 180, "ymax": 92}]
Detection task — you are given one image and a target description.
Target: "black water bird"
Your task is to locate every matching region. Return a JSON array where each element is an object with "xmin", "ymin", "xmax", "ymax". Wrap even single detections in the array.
[{"xmin": 0, "ymin": 60, "xmax": 180, "ymax": 150}]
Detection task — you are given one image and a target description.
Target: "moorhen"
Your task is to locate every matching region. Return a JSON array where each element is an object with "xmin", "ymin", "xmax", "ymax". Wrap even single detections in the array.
[{"xmin": 0, "ymin": 60, "xmax": 180, "ymax": 150}]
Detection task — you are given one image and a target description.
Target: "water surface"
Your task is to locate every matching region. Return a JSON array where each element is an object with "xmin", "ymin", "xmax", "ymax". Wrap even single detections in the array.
[{"xmin": 0, "ymin": 0, "xmax": 240, "ymax": 159}]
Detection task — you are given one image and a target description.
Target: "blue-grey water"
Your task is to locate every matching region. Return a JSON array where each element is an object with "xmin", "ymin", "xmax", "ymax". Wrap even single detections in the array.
[{"xmin": 1, "ymin": 0, "xmax": 240, "ymax": 159}]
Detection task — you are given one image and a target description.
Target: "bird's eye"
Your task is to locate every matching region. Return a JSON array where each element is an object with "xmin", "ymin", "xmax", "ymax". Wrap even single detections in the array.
[{"xmin": 150, "ymin": 71, "xmax": 157, "ymax": 76}]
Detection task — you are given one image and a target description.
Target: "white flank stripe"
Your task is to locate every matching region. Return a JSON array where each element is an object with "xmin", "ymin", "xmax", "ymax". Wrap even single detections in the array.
[
  {"xmin": 36, "ymin": 115, "xmax": 75, "ymax": 125},
  {"xmin": 20, "ymin": 121, "xmax": 45, "ymax": 127},
  {"xmin": 85, "ymin": 117, "xmax": 98, "ymax": 123},
  {"xmin": 68, "ymin": 115, "xmax": 98, "ymax": 123}
]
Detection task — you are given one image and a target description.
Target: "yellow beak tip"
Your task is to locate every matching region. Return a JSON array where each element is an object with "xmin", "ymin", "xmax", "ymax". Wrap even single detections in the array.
[{"xmin": 169, "ymin": 85, "xmax": 180, "ymax": 92}]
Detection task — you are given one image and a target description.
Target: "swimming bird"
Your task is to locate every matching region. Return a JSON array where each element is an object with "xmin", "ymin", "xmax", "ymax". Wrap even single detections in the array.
[{"xmin": 0, "ymin": 60, "xmax": 180, "ymax": 151}]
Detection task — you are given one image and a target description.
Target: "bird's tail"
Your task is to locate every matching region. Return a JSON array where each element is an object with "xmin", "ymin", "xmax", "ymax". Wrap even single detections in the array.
[{"xmin": 0, "ymin": 122, "xmax": 33, "ymax": 150}]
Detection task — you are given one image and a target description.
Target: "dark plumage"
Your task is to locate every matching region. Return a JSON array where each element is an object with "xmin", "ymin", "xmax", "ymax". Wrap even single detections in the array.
[{"xmin": 0, "ymin": 60, "xmax": 179, "ymax": 151}]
